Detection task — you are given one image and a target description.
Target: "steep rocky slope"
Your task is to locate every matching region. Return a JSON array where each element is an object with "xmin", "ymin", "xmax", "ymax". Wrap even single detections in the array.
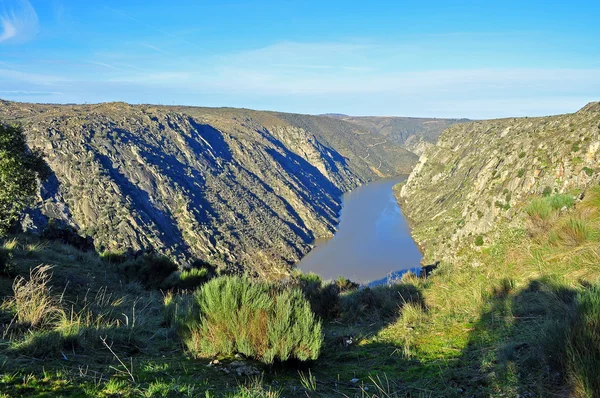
[
  {"xmin": 0, "ymin": 100, "xmax": 410, "ymax": 275},
  {"xmin": 330, "ymin": 115, "xmax": 468, "ymax": 156},
  {"xmin": 399, "ymin": 102, "xmax": 600, "ymax": 263}
]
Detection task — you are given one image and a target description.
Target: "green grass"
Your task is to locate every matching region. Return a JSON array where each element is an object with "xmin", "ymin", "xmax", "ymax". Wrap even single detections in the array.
[{"xmin": 2, "ymin": 186, "xmax": 600, "ymax": 396}]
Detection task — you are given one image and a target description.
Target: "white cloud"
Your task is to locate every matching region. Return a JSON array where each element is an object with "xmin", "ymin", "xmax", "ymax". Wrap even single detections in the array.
[{"xmin": 0, "ymin": 0, "xmax": 39, "ymax": 43}]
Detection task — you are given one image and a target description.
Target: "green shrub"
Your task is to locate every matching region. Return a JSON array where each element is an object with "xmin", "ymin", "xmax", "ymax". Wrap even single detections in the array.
[
  {"xmin": 526, "ymin": 198, "xmax": 553, "ymax": 220},
  {"xmin": 100, "ymin": 250, "xmax": 128, "ymax": 264},
  {"xmin": 0, "ymin": 246, "xmax": 12, "ymax": 274},
  {"xmin": 0, "ymin": 123, "xmax": 51, "ymax": 234},
  {"xmin": 543, "ymin": 186, "xmax": 553, "ymax": 197},
  {"xmin": 339, "ymin": 283, "xmax": 422, "ymax": 323},
  {"xmin": 567, "ymin": 284, "xmax": 600, "ymax": 396},
  {"xmin": 583, "ymin": 167, "xmax": 595, "ymax": 177},
  {"xmin": 554, "ymin": 217, "xmax": 594, "ymax": 247},
  {"xmin": 474, "ymin": 235, "xmax": 484, "ymax": 246},
  {"xmin": 517, "ymin": 169, "xmax": 525, "ymax": 178},
  {"xmin": 120, "ymin": 254, "xmax": 178, "ymax": 289},
  {"xmin": 183, "ymin": 276, "xmax": 322, "ymax": 364},
  {"xmin": 571, "ymin": 142, "xmax": 581, "ymax": 152},
  {"xmin": 548, "ymin": 194, "xmax": 575, "ymax": 210},
  {"xmin": 519, "ymin": 151, "xmax": 526, "ymax": 158},
  {"xmin": 178, "ymin": 268, "xmax": 209, "ymax": 290},
  {"xmin": 335, "ymin": 277, "xmax": 359, "ymax": 292}
]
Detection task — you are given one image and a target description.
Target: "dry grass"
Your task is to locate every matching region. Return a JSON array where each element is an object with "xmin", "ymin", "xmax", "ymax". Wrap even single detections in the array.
[{"xmin": 7, "ymin": 265, "xmax": 65, "ymax": 328}]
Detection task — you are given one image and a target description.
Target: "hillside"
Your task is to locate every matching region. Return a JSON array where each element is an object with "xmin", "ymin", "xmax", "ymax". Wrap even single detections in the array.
[
  {"xmin": 329, "ymin": 115, "xmax": 468, "ymax": 155},
  {"xmin": 0, "ymin": 100, "xmax": 413, "ymax": 274},
  {"xmin": 399, "ymin": 101, "xmax": 600, "ymax": 263}
]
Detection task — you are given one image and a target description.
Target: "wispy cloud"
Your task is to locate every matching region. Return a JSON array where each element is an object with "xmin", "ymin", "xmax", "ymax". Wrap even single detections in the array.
[
  {"xmin": 0, "ymin": 89, "xmax": 63, "ymax": 96},
  {"xmin": 141, "ymin": 43, "xmax": 172, "ymax": 56},
  {"xmin": 0, "ymin": 68, "xmax": 68, "ymax": 85},
  {"xmin": 0, "ymin": 0, "xmax": 39, "ymax": 43},
  {"xmin": 87, "ymin": 61, "xmax": 124, "ymax": 71}
]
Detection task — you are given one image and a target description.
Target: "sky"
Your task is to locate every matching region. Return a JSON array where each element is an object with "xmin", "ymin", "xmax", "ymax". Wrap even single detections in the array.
[{"xmin": 0, "ymin": 0, "xmax": 599, "ymax": 118}]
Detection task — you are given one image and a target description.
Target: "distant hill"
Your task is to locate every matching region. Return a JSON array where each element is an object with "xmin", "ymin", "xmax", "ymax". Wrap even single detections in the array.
[
  {"xmin": 0, "ymin": 100, "xmax": 416, "ymax": 275},
  {"xmin": 320, "ymin": 115, "xmax": 468, "ymax": 156}
]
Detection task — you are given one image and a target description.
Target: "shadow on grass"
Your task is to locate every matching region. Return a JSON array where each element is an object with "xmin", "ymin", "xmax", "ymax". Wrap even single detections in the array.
[{"xmin": 443, "ymin": 278, "xmax": 577, "ymax": 397}]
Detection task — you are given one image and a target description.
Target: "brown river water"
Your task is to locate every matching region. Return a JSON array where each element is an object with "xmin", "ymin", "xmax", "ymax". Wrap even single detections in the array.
[{"xmin": 297, "ymin": 176, "xmax": 422, "ymax": 285}]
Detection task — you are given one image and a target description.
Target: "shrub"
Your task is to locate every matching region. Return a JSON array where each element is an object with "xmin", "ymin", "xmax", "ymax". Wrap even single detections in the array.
[
  {"xmin": 519, "ymin": 151, "xmax": 526, "ymax": 158},
  {"xmin": 178, "ymin": 268, "xmax": 209, "ymax": 290},
  {"xmin": 571, "ymin": 142, "xmax": 581, "ymax": 152},
  {"xmin": 554, "ymin": 217, "xmax": 594, "ymax": 247},
  {"xmin": 335, "ymin": 277, "xmax": 360, "ymax": 292},
  {"xmin": 295, "ymin": 273, "xmax": 340, "ymax": 319},
  {"xmin": 543, "ymin": 186, "xmax": 553, "ymax": 197},
  {"xmin": 517, "ymin": 169, "xmax": 525, "ymax": 178},
  {"xmin": 583, "ymin": 167, "xmax": 594, "ymax": 177},
  {"xmin": 548, "ymin": 194, "xmax": 574, "ymax": 210},
  {"xmin": 339, "ymin": 283, "xmax": 422, "ymax": 323},
  {"xmin": 0, "ymin": 246, "xmax": 12, "ymax": 274},
  {"xmin": 0, "ymin": 123, "xmax": 51, "ymax": 234},
  {"xmin": 567, "ymin": 284, "xmax": 600, "ymax": 396},
  {"xmin": 100, "ymin": 250, "xmax": 128, "ymax": 264},
  {"xmin": 526, "ymin": 198, "xmax": 552, "ymax": 220},
  {"xmin": 120, "ymin": 254, "xmax": 178, "ymax": 289},
  {"xmin": 182, "ymin": 276, "xmax": 322, "ymax": 364},
  {"xmin": 474, "ymin": 235, "xmax": 484, "ymax": 246}
]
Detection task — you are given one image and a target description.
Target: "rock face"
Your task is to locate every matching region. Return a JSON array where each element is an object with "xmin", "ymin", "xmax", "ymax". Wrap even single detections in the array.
[
  {"xmin": 0, "ymin": 100, "xmax": 413, "ymax": 275},
  {"xmin": 399, "ymin": 102, "xmax": 600, "ymax": 263}
]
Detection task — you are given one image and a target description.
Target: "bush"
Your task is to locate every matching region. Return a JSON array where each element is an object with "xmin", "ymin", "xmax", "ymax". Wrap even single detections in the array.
[
  {"xmin": 295, "ymin": 272, "xmax": 341, "ymax": 319},
  {"xmin": 567, "ymin": 284, "xmax": 600, "ymax": 396},
  {"xmin": 526, "ymin": 198, "xmax": 553, "ymax": 220},
  {"xmin": 0, "ymin": 247, "xmax": 12, "ymax": 274},
  {"xmin": 100, "ymin": 250, "xmax": 128, "ymax": 264},
  {"xmin": 339, "ymin": 283, "xmax": 422, "ymax": 323},
  {"xmin": 474, "ymin": 235, "xmax": 484, "ymax": 246},
  {"xmin": 517, "ymin": 169, "xmax": 525, "ymax": 178},
  {"xmin": 120, "ymin": 254, "xmax": 178, "ymax": 289},
  {"xmin": 335, "ymin": 277, "xmax": 360, "ymax": 292},
  {"xmin": 553, "ymin": 217, "xmax": 594, "ymax": 247},
  {"xmin": 583, "ymin": 166, "xmax": 594, "ymax": 177},
  {"xmin": 178, "ymin": 268, "xmax": 209, "ymax": 290},
  {"xmin": 182, "ymin": 276, "xmax": 322, "ymax": 364},
  {"xmin": 0, "ymin": 123, "xmax": 51, "ymax": 234},
  {"xmin": 548, "ymin": 194, "xmax": 575, "ymax": 210}
]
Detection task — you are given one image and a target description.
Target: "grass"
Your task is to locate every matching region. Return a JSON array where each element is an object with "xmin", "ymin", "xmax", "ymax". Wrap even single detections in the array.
[
  {"xmin": 4, "ymin": 265, "xmax": 64, "ymax": 328},
  {"xmin": 567, "ymin": 284, "xmax": 600, "ymax": 397},
  {"xmin": 1, "ymin": 187, "xmax": 600, "ymax": 396}
]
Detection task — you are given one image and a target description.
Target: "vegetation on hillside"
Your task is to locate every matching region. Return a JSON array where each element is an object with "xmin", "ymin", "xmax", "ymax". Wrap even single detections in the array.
[{"xmin": 0, "ymin": 123, "xmax": 50, "ymax": 234}]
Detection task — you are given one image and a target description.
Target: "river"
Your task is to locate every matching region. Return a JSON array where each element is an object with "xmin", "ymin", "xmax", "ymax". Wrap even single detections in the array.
[{"xmin": 297, "ymin": 176, "xmax": 422, "ymax": 285}]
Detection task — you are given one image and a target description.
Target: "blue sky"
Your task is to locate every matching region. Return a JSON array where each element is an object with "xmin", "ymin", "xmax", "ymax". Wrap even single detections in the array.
[{"xmin": 0, "ymin": 0, "xmax": 599, "ymax": 118}]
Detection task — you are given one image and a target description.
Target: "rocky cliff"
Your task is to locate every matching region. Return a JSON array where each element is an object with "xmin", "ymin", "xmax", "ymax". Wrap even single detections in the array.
[
  {"xmin": 399, "ymin": 102, "xmax": 600, "ymax": 263},
  {"xmin": 0, "ymin": 100, "xmax": 415, "ymax": 275}
]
